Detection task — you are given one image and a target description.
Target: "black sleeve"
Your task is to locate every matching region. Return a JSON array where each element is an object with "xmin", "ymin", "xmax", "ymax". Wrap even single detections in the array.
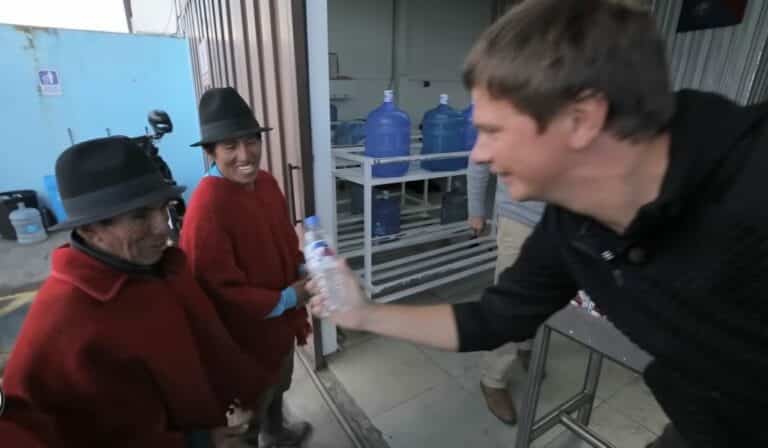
[{"xmin": 453, "ymin": 208, "xmax": 578, "ymax": 352}]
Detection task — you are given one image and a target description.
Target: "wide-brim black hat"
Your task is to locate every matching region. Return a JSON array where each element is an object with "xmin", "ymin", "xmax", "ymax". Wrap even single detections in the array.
[
  {"xmin": 50, "ymin": 136, "xmax": 186, "ymax": 231},
  {"xmin": 190, "ymin": 87, "xmax": 273, "ymax": 147}
]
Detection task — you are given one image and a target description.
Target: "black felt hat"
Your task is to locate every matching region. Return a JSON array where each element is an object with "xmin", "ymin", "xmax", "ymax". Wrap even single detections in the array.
[
  {"xmin": 49, "ymin": 136, "xmax": 186, "ymax": 231},
  {"xmin": 190, "ymin": 87, "xmax": 272, "ymax": 147}
]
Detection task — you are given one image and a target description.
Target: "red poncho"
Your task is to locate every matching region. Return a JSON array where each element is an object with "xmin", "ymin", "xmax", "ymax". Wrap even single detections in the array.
[
  {"xmin": 180, "ymin": 171, "xmax": 311, "ymax": 374},
  {"xmin": 3, "ymin": 246, "xmax": 274, "ymax": 447}
]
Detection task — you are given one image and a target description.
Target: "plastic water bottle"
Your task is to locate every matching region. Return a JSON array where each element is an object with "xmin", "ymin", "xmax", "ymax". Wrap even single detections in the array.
[
  {"xmin": 333, "ymin": 119, "xmax": 366, "ymax": 146},
  {"xmin": 9, "ymin": 203, "xmax": 47, "ymax": 244},
  {"xmin": 304, "ymin": 216, "xmax": 349, "ymax": 312},
  {"xmin": 462, "ymin": 103, "xmax": 478, "ymax": 151},
  {"xmin": 364, "ymin": 90, "xmax": 411, "ymax": 177},
  {"xmin": 421, "ymin": 94, "xmax": 467, "ymax": 171}
]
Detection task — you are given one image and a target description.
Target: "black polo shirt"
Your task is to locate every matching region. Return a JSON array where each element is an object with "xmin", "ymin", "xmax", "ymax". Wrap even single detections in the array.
[{"xmin": 453, "ymin": 90, "xmax": 768, "ymax": 445}]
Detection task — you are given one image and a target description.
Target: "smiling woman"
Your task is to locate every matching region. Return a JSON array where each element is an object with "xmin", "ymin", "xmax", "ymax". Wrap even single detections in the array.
[
  {"xmin": 181, "ymin": 87, "xmax": 313, "ymax": 446},
  {"xmin": 205, "ymin": 137, "xmax": 263, "ymax": 188}
]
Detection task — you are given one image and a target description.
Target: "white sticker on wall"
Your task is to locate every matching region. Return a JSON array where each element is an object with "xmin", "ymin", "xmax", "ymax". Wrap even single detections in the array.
[{"xmin": 39, "ymin": 69, "xmax": 62, "ymax": 96}]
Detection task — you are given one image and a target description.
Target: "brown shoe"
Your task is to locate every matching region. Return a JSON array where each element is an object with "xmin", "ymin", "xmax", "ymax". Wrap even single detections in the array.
[{"xmin": 481, "ymin": 383, "xmax": 517, "ymax": 425}]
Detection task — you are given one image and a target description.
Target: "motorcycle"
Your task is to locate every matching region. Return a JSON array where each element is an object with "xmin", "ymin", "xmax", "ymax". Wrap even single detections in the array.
[{"xmin": 130, "ymin": 110, "xmax": 186, "ymax": 241}]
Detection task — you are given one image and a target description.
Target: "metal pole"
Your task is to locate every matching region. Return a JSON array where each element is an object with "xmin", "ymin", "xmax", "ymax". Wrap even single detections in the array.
[
  {"xmin": 577, "ymin": 350, "xmax": 603, "ymax": 425},
  {"xmin": 559, "ymin": 414, "xmax": 616, "ymax": 448},
  {"xmin": 363, "ymin": 158, "xmax": 374, "ymax": 292},
  {"xmin": 532, "ymin": 392, "xmax": 593, "ymax": 439},
  {"xmin": 312, "ymin": 316, "xmax": 327, "ymax": 370},
  {"xmin": 330, "ymin": 179, "xmax": 339, "ymax": 247},
  {"xmin": 515, "ymin": 325, "xmax": 552, "ymax": 448}
]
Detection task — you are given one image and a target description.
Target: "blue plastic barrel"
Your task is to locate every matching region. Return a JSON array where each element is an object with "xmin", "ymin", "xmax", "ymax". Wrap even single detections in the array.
[
  {"xmin": 421, "ymin": 94, "xmax": 467, "ymax": 171},
  {"xmin": 43, "ymin": 175, "xmax": 67, "ymax": 222},
  {"xmin": 462, "ymin": 104, "xmax": 478, "ymax": 151},
  {"xmin": 330, "ymin": 103, "xmax": 339, "ymax": 122},
  {"xmin": 349, "ymin": 185, "xmax": 401, "ymax": 237},
  {"xmin": 372, "ymin": 190, "xmax": 401, "ymax": 237},
  {"xmin": 333, "ymin": 120, "xmax": 366, "ymax": 146},
  {"xmin": 364, "ymin": 90, "xmax": 411, "ymax": 177}
]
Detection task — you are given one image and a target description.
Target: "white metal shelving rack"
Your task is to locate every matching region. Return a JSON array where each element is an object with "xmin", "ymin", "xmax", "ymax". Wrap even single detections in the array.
[{"xmin": 331, "ymin": 142, "xmax": 498, "ymax": 303}]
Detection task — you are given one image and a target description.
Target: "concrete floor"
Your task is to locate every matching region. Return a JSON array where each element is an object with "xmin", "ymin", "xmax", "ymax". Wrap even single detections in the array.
[
  {"xmin": 324, "ymin": 273, "xmax": 670, "ymax": 448},
  {"xmin": 0, "ymin": 230, "xmax": 68, "ymax": 296},
  {"xmin": 1, "ymin": 234, "xmax": 670, "ymax": 448}
]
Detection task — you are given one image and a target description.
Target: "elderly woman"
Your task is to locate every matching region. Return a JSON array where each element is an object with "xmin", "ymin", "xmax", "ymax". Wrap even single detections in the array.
[
  {"xmin": 2, "ymin": 136, "xmax": 272, "ymax": 447},
  {"xmin": 180, "ymin": 87, "xmax": 312, "ymax": 447}
]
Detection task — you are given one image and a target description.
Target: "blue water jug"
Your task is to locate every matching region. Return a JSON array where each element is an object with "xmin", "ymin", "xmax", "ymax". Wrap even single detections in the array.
[
  {"xmin": 421, "ymin": 94, "xmax": 467, "ymax": 171},
  {"xmin": 333, "ymin": 120, "xmax": 366, "ymax": 146},
  {"xmin": 372, "ymin": 190, "xmax": 401, "ymax": 237},
  {"xmin": 348, "ymin": 185, "xmax": 401, "ymax": 236},
  {"xmin": 364, "ymin": 90, "xmax": 411, "ymax": 177},
  {"xmin": 462, "ymin": 104, "xmax": 478, "ymax": 151},
  {"xmin": 330, "ymin": 103, "xmax": 339, "ymax": 122}
]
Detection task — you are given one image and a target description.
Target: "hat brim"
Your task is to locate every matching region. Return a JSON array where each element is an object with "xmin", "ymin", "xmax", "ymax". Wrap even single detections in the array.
[
  {"xmin": 190, "ymin": 127, "xmax": 273, "ymax": 147},
  {"xmin": 49, "ymin": 184, "xmax": 187, "ymax": 232}
]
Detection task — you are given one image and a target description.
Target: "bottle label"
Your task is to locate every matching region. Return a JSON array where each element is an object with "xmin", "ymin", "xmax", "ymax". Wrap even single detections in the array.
[
  {"xmin": 24, "ymin": 224, "xmax": 40, "ymax": 234},
  {"xmin": 305, "ymin": 240, "xmax": 335, "ymax": 264}
]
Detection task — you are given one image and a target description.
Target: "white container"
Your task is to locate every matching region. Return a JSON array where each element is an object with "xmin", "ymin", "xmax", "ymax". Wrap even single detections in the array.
[
  {"xmin": 303, "ymin": 215, "xmax": 349, "ymax": 313},
  {"xmin": 9, "ymin": 203, "xmax": 47, "ymax": 244}
]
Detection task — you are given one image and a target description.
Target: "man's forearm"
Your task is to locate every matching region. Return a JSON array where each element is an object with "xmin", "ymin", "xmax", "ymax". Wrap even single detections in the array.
[{"xmin": 358, "ymin": 303, "xmax": 459, "ymax": 351}]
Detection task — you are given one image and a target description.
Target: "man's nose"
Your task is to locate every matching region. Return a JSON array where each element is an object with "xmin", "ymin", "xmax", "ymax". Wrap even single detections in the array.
[{"xmin": 470, "ymin": 136, "xmax": 491, "ymax": 164}]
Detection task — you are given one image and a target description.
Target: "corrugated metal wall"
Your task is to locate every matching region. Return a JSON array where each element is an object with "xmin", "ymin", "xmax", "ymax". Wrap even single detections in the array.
[
  {"xmin": 176, "ymin": 0, "xmax": 314, "ymax": 223},
  {"xmin": 651, "ymin": 0, "xmax": 768, "ymax": 104},
  {"xmin": 490, "ymin": 0, "xmax": 768, "ymax": 104}
]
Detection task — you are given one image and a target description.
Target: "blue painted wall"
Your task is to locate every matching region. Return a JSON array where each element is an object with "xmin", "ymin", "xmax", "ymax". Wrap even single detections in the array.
[{"xmin": 0, "ymin": 24, "xmax": 203, "ymax": 207}]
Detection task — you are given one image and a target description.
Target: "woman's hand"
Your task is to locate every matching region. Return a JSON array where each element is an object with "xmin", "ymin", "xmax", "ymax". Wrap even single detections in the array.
[{"xmin": 291, "ymin": 278, "xmax": 311, "ymax": 307}]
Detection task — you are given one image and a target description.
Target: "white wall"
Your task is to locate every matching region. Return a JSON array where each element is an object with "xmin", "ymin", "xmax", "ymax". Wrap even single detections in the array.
[{"xmin": 328, "ymin": 0, "xmax": 492, "ymax": 124}]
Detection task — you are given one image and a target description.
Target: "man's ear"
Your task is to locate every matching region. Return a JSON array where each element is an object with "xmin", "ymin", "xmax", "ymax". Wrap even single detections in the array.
[{"xmin": 564, "ymin": 92, "xmax": 608, "ymax": 150}]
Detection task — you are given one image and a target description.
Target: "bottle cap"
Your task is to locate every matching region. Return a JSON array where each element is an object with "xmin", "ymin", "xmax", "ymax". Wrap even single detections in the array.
[{"xmin": 305, "ymin": 215, "xmax": 320, "ymax": 228}]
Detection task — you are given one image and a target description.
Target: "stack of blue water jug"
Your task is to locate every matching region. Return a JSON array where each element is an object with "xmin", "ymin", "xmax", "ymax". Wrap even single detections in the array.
[{"xmin": 339, "ymin": 91, "xmax": 480, "ymax": 237}]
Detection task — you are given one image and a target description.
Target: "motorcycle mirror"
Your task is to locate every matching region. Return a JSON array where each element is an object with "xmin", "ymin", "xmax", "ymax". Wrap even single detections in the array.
[{"xmin": 148, "ymin": 110, "xmax": 173, "ymax": 137}]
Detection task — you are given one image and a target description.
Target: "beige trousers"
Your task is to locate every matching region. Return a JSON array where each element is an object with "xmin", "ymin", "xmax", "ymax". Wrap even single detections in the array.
[{"xmin": 480, "ymin": 217, "xmax": 534, "ymax": 389}]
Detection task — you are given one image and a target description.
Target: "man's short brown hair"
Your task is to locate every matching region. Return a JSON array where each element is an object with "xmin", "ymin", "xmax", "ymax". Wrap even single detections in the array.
[{"xmin": 463, "ymin": 0, "xmax": 674, "ymax": 141}]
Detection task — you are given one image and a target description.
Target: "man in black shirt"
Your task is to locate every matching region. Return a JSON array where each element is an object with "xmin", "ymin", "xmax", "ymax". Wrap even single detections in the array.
[{"xmin": 310, "ymin": 0, "xmax": 768, "ymax": 446}]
